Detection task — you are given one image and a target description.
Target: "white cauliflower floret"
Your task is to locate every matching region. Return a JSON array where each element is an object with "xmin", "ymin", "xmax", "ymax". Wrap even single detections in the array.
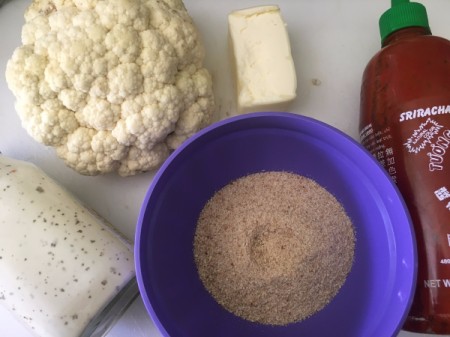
[{"xmin": 6, "ymin": 0, "xmax": 215, "ymax": 176}]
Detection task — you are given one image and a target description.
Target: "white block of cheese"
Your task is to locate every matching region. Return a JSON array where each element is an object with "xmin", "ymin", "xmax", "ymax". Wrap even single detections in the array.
[
  {"xmin": 0, "ymin": 155, "xmax": 135, "ymax": 337},
  {"xmin": 228, "ymin": 5, "xmax": 297, "ymax": 114}
]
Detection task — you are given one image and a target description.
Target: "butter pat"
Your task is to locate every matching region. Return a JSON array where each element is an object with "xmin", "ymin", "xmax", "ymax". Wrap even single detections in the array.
[{"xmin": 228, "ymin": 5, "xmax": 297, "ymax": 113}]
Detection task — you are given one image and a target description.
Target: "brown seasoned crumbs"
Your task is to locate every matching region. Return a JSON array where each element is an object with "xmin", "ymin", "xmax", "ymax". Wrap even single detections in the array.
[
  {"xmin": 311, "ymin": 78, "xmax": 322, "ymax": 86},
  {"xmin": 193, "ymin": 171, "xmax": 355, "ymax": 325}
]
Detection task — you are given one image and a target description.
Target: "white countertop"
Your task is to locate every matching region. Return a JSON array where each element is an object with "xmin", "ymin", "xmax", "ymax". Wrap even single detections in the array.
[{"xmin": 1, "ymin": 0, "xmax": 449, "ymax": 336}]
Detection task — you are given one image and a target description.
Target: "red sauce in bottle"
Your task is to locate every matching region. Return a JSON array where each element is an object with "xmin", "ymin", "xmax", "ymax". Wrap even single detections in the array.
[{"xmin": 360, "ymin": 1, "xmax": 450, "ymax": 333}]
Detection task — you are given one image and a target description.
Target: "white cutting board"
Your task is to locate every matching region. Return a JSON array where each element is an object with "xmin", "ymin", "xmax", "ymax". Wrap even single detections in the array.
[{"xmin": 1, "ymin": 0, "xmax": 450, "ymax": 336}]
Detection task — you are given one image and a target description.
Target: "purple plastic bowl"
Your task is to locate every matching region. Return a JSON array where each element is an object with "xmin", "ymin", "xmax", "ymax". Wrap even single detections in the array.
[{"xmin": 135, "ymin": 112, "xmax": 417, "ymax": 337}]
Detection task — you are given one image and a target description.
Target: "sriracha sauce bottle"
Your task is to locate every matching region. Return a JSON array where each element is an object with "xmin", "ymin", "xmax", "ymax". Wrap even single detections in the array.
[{"xmin": 360, "ymin": 0, "xmax": 450, "ymax": 334}]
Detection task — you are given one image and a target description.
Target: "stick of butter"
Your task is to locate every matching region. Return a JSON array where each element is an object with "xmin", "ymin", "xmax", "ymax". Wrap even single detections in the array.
[{"xmin": 228, "ymin": 5, "xmax": 297, "ymax": 114}]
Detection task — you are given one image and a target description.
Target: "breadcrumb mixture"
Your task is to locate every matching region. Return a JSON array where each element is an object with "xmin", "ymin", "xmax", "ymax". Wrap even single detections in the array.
[{"xmin": 193, "ymin": 171, "xmax": 355, "ymax": 325}]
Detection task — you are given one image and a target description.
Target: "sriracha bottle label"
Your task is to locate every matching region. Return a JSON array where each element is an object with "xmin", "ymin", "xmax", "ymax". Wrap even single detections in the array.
[{"xmin": 361, "ymin": 97, "xmax": 450, "ymax": 333}]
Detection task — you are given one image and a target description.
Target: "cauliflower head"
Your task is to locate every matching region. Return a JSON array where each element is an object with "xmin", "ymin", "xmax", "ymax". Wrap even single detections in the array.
[{"xmin": 6, "ymin": 0, "xmax": 215, "ymax": 176}]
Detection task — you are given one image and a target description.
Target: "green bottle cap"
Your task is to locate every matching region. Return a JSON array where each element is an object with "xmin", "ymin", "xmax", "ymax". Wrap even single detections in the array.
[{"xmin": 379, "ymin": 0, "xmax": 429, "ymax": 43}]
